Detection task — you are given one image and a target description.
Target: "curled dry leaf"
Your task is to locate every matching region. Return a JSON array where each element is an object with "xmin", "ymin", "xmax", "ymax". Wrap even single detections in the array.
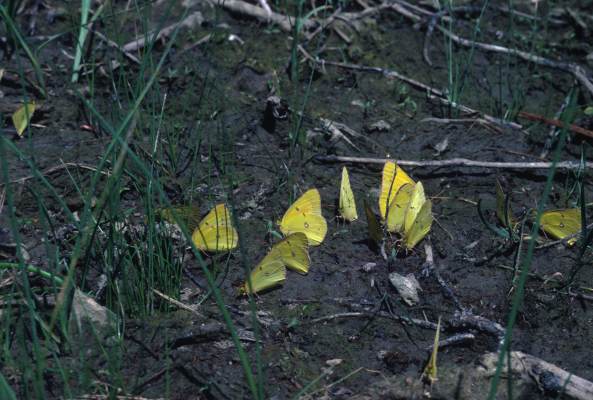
[{"xmin": 389, "ymin": 272, "xmax": 422, "ymax": 306}]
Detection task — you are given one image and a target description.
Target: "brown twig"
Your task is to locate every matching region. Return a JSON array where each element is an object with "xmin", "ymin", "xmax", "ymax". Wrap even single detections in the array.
[
  {"xmin": 518, "ymin": 111, "xmax": 593, "ymax": 140},
  {"xmin": 314, "ymin": 154, "xmax": 593, "ymax": 170}
]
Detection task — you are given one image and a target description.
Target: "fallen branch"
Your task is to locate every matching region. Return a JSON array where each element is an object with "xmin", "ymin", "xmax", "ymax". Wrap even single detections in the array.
[
  {"xmin": 314, "ymin": 154, "xmax": 593, "ymax": 170},
  {"xmin": 479, "ymin": 351, "xmax": 593, "ymax": 400}
]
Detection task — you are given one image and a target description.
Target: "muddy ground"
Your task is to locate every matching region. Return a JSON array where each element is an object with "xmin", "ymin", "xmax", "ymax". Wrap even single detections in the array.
[{"xmin": 1, "ymin": 0, "xmax": 593, "ymax": 399}]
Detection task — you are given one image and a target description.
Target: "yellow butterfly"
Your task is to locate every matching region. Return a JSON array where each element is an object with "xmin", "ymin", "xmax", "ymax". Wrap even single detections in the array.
[
  {"xmin": 495, "ymin": 179, "xmax": 515, "ymax": 229},
  {"xmin": 268, "ymin": 232, "xmax": 311, "ymax": 274},
  {"xmin": 278, "ymin": 189, "xmax": 327, "ymax": 246},
  {"xmin": 12, "ymin": 101, "xmax": 36, "ymax": 137},
  {"xmin": 385, "ymin": 182, "xmax": 432, "ymax": 250},
  {"xmin": 364, "ymin": 200, "xmax": 383, "ymax": 248},
  {"xmin": 385, "ymin": 183, "xmax": 414, "ymax": 233},
  {"xmin": 422, "ymin": 316, "xmax": 441, "ymax": 385},
  {"xmin": 540, "ymin": 208, "xmax": 581, "ymax": 245},
  {"xmin": 155, "ymin": 205, "xmax": 202, "ymax": 233},
  {"xmin": 192, "ymin": 204, "xmax": 238, "ymax": 252},
  {"xmin": 379, "ymin": 161, "xmax": 415, "ymax": 221},
  {"xmin": 241, "ymin": 257, "xmax": 286, "ymax": 295},
  {"xmin": 338, "ymin": 166, "xmax": 358, "ymax": 222}
]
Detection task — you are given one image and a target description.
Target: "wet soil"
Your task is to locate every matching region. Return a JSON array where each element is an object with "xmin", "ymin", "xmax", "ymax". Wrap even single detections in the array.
[{"xmin": 1, "ymin": 0, "xmax": 593, "ymax": 399}]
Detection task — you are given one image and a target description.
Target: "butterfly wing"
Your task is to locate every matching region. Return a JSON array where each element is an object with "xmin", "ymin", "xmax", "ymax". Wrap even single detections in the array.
[
  {"xmin": 386, "ymin": 183, "xmax": 414, "ymax": 233},
  {"xmin": 540, "ymin": 208, "xmax": 581, "ymax": 244},
  {"xmin": 269, "ymin": 233, "xmax": 310, "ymax": 274},
  {"xmin": 364, "ymin": 200, "xmax": 383, "ymax": 247},
  {"xmin": 379, "ymin": 161, "xmax": 415, "ymax": 220},
  {"xmin": 279, "ymin": 189, "xmax": 328, "ymax": 246},
  {"xmin": 403, "ymin": 182, "xmax": 426, "ymax": 234},
  {"xmin": 495, "ymin": 179, "xmax": 514, "ymax": 228},
  {"xmin": 156, "ymin": 205, "xmax": 202, "ymax": 232},
  {"xmin": 12, "ymin": 101, "xmax": 36, "ymax": 136},
  {"xmin": 339, "ymin": 167, "xmax": 358, "ymax": 222},
  {"xmin": 192, "ymin": 204, "xmax": 238, "ymax": 252},
  {"xmin": 404, "ymin": 199, "xmax": 432, "ymax": 250},
  {"xmin": 242, "ymin": 257, "xmax": 286, "ymax": 294}
]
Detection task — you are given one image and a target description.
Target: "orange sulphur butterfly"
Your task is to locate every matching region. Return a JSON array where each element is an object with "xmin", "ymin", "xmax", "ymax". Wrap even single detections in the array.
[
  {"xmin": 495, "ymin": 179, "xmax": 515, "ymax": 229},
  {"xmin": 241, "ymin": 257, "xmax": 286, "ymax": 295},
  {"xmin": 364, "ymin": 200, "xmax": 383, "ymax": 248},
  {"xmin": 278, "ymin": 189, "xmax": 327, "ymax": 246},
  {"xmin": 12, "ymin": 101, "xmax": 36, "ymax": 137},
  {"xmin": 403, "ymin": 196, "xmax": 432, "ymax": 250},
  {"xmin": 540, "ymin": 208, "xmax": 581, "ymax": 245},
  {"xmin": 268, "ymin": 232, "xmax": 310, "ymax": 274},
  {"xmin": 379, "ymin": 161, "xmax": 415, "ymax": 221},
  {"xmin": 241, "ymin": 233, "xmax": 310, "ymax": 294},
  {"xmin": 338, "ymin": 166, "xmax": 358, "ymax": 222},
  {"xmin": 191, "ymin": 204, "xmax": 238, "ymax": 252},
  {"xmin": 385, "ymin": 183, "xmax": 414, "ymax": 233},
  {"xmin": 422, "ymin": 316, "xmax": 441, "ymax": 385},
  {"xmin": 155, "ymin": 205, "xmax": 202, "ymax": 233},
  {"xmin": 386, "ymin": 182, "xmax": 432, "ymax": 250}
]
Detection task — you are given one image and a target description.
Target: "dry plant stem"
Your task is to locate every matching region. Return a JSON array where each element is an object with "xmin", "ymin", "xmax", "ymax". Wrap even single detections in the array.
[
  {"xmin": 0, "ymin": 161, "xmax": 109, "ymax": 186},
  {"xmin": 314, "ymin": 154, "xmax": 593, "ymax": 170},
  {"xmin": 0, "ymin": 188, "xmax": 4, "ymax": 214},
  {"xmin": 123, "ymin": 11, "xmax": 205, "ymax": 52},
  {"xmin": 302, "ymin": 53, "xmax": 524, "ymax": 131},
  {"xmin": 152, "ymin": 288, "xmax": 205, "ymax": 318},
  {"xmin": 216, "ymin": 0, "xmax": 316, "ymax": 33},
  {"xmin": 305, "ymin": 9, "xmax": 340, "ymax": 41},
  {"xmin": 494, "ymin": 264, "xmax": 593, "ymax": 302},
  {"xmin": 424, "ymin": 243, "xmax": 463, "ymax": 311},
  {"xmin": 75, "ymin": 396, "xmax": 165, "ymax": 400},
  {"xmin": 390, "ymin": 0, "xmax": 593, "ymax": 96},
  {"xmin": 91, "ymin": 29, "xmax": 141, "ymax": 64},
  {"xmin": 423, "ymin": 244, "xmax": 506, "ymax": 341},
  {"xmin": 434, "ymin": 24, "xmax": 593, "ymax": 97},
  {"xmin": 449, "ymin": 311, "xmax": 505, "ymax": 341},
  {"xmin": 540, "ymin": 92, "xmax": 573, "ymax": 158},
  {"xmin": 304, "ymin": 311, "xmax": 438, "ymax": 330},
  {"xmin": 425, "ymin": 332, "xmax": 475, "ymax": 351},
  {"xmin": 421, "ymin": 117, "xmax": 505, "ymax": 134}
]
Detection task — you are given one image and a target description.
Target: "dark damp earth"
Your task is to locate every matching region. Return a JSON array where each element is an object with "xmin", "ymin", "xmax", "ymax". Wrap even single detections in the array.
[{"xmin": 1, "ymin": 1, "xmax": 593, "ymax": 399}]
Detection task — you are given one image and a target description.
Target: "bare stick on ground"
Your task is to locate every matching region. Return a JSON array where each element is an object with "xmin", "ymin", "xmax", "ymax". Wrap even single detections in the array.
[{"xmin": 314, "ymin": 154, "xmax": 593, "ymax": 170}]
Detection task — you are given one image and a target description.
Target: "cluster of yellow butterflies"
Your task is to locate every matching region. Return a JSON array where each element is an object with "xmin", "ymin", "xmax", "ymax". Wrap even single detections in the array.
[
  {"xmin": 242, "ymin": 189, "xmax": 327, "ymax": 294},
  {"xmin": 339, "ymin": 161, "xmax": 433, "ymax": 251},
  {"xmin": 179, "ymin": 189, "xmax": 327, "ymax": 294},
  {"xmin": 165, "ymin": 161, "xmax": 432, "ymax": 295},
  {"xmin": 495, "ymin": 179, "xmax": 582, "ymax": 245}
]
